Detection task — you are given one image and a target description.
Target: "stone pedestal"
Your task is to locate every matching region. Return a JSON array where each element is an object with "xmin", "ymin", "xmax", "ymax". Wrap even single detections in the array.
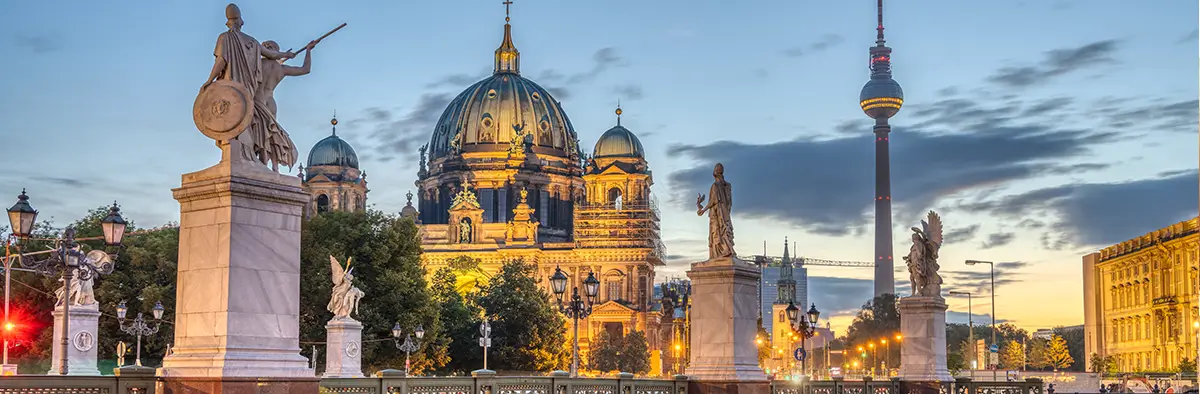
[
  {"xmin": 158, "ymin": 158, "xmax": 314, "ymax": 383},
  {"xmin": 898, "ymin": 296, "xmax": 953, "ymax": 386},
  {"xmin": 322, "ymin": 318, "xmax": 364, "ymax": 378},
  {"xmin": 685, "ymin": 257, "xmax": 767, "ymax": 383},
  {"xmin": 47, "ymin": 304, "xmax": 101, "ymax": 375}
]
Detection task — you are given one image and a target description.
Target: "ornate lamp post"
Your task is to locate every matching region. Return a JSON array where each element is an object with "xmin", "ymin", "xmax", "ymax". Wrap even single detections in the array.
[
  {"xmin": 479, "ymin": 318, "xmax": 492, "ymax": 371},
  {"xmin": 786, "ymin": 302, "xmax": 820, "ymax": 379},
  {"xmin": 7, "ymin": 191, "xmax": 126, "ymax": 375},
  {"xmin": 549, "ymin": 266, "xmax": 599, "ymax": 377},
  {"xmin": 391, "ymin": 323, "xmax": 424, "ymax": 377},
  {"xmin": 115, "ymin": 300, "xmax": 164, "ymax": 367}
]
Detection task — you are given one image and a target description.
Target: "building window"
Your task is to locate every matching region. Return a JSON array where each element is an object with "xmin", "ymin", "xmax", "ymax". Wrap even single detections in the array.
[{"xmin": 317, "ymin": 194, "xmax": 330, "ymax": 213}]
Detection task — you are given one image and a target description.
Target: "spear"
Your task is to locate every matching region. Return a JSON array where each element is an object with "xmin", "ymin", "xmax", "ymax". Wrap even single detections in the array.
[{"xmin": 284, "ymin": 22, "xmax": 347, "ymax": 57}]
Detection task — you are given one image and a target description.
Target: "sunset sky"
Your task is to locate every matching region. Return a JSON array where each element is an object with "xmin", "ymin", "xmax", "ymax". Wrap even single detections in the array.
[{"xmin": 1, "ymin": 0, "xmax": 1196, "ymax": 334}]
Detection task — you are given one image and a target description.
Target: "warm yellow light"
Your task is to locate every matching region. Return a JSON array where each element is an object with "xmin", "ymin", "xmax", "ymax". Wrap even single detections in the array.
[
  {"xmin": 3, "ymin": 322, "xmax": 12, "ymax": 331},
  {"xmin": 675, "ymin": 344, "xmax": 682, "ymax": 351},
  {"xmin": 896, "ymin": 334, "xmax": 902, "ymax": 341},
  {"xmin": 858, "ymin": 346, "xmax": 864, "ymax": 352},
  {"xmin": 852, "ymin": 361, "xmax": 859, "ymax": 367},
  {"xmin": 756, "ymin": 338, "xmax": 764, "ymax": 345}
]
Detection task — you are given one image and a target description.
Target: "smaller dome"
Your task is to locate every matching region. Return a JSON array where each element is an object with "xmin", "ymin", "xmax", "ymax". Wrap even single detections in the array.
[
  {"xmin": 593, "ymin": 125, "xmax": 645, "ymax": 159},
  {"xmin": 308, "ymin": 134, "xmax": 359, "ymax": 169}
]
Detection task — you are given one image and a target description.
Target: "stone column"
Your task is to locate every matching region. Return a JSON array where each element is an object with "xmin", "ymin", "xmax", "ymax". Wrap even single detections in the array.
[
  {"xmin": 323, "ymin": 318, "xmax": 364, "ymax": 378},
  {"xmin": 685, "ymin": 257, "xmax": 768, "ymax": 391},
  {"xmin": 48, "ymin": 304, "xmax": 101, "ymax": 375},
  {"xmin": 159, "ymin": 159, "xmax": 315, "ymax": 386},
  {"xmin": 898, "ymin": 296, "xmax": 953, "ymax": 393}
]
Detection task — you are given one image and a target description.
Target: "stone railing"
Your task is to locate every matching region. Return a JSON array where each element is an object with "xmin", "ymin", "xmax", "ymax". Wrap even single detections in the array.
[
  {"xmin": 0, "ymin": 366, "xmax": 158, "ymax": 393},
  {"xmin": 769, "ymin": 377, "xmax": 1044, "ymax": 394},
  {"xmin": 320, "ymin": 372, "xmax": 688, "ymax": 394}
]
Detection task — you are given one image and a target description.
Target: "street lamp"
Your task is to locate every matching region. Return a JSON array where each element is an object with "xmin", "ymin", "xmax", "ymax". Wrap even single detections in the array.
[
  {"xmin": 786, "ymin": 302, "xmax": 820, "ymax": 379},
  {"xmin": 881, "ymin": 338, "xmax": 888, "ymax": 374},
  {"xmin": 115, "ymin": 300, "xmax": 164, "ymax": 367},
  {"xmin": 7, "ymin": 192, "xmax": 127, "ymax": 375},
  {"xmin": 949, "ymin": 291, "xmax": 974, "ymax": 373},
  {"xmin": 965, "ymin": 259, "xmax": 996, "ymax": 378},
  {"xmin": 391, "ymin": 322, "xmax": 425, "ymax": 377},
  {"xmin": 479, "ymin": 318, "xmax": 492, "ymax": 371},
  {"xmin": 549, "ymin": 266, "xmax": 598, "ymax": 377}
]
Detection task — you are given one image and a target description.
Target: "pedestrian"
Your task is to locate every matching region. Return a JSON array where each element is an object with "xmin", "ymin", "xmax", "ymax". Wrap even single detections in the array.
[{"xmin": 1046, "ymin": 383, "xmax": 1055, "ymax": 394}]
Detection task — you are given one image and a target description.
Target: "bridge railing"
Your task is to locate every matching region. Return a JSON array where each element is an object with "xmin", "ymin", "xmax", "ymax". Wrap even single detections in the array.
[
  {"xmin": 320, "ymin": 372, "xmax": 689, "ymax": 394},
  {"xmin": 768, "ymin": 377, "xmax": 1043, "ymax": 394}
]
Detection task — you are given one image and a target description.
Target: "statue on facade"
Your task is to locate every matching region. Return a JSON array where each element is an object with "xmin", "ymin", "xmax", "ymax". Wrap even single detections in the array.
[
  {"xmin": 418, "ymin": 144, "xmax": 428, "ymax": 174},
  {"xmin": 195, "ymin": 3, "xmax": 343, "ymax": 172},
  {"xmin": 460, "ymin": 218, "xmax": 472, "ymax": 243},
  {"xmin": 904, "ymin": 210, "xmax": 944, "ymax": 298},
  {"xmin": 696, "ymin": 163, "xmax": 735, "ymax": 260},
  {"xmin": 328, "ymin": 256, "xmax": 365, "ymax": 320}
]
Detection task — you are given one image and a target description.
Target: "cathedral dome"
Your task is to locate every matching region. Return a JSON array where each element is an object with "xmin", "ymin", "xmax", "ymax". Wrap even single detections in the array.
[
  {"xmin": 307, "ymin": 118, "xmax": 359, "ymax": 169},
  {"xmin": 593, "ymin": 124, "xmax": 644, "ymax": 159},
  {"xmin": 426, "ymin": 23, "xmax": 580, "ymax": 162}
]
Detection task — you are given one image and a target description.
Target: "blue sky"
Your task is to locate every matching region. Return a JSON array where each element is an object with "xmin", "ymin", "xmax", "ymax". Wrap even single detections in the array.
[{"xmin": 1, "ymin": 0, "xmax": 1196, "ymax": 332}]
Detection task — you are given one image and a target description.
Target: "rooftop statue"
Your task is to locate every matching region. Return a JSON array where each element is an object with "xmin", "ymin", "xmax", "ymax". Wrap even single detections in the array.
[
  {"xmin": 696, "ymin": 163, "xmax": 734, "ymax": 260},
  {"xmin": 904, "ymin": 210, "xmax": 944, "ymax": 298},
  {"xmin": 328, "ymin": 256, "xmax": 365, "ymax": 320}
]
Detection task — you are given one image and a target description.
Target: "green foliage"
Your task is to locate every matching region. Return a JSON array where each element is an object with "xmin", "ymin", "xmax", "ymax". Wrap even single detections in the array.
[
  {"xmin": 947, "ymin": 352, "xmax": 966, "ymax": 374},
  {"xmin": 1052, "ymin": 326, "xmax": 1084, "ymax": 371},
  {"xmin": 430, "ymin": 267, "xmax": 483, "ymax": 374},
  {"xmin": 300, "ymin": 210, "xmax": 445, "ymax": 374},
  {"xmin": 1179, "ymin": 357, "xmax": 1196, "ymax": 373},
  {"xmin": 844, "ymin": 294, "xmax": 900, "ymax": 347},
  {"xmin": 473, "ymin": 259, "xmax": 568, "ymax": 372},
  {"xmin": 999, "ymin": 340, "xmax": 1025, "ymax": 370},
  {"xmin": 1046, "ymin": 334, "xmax": 1073, "ymax": 371},
  {"xmin": 586, "ymin": 330, "xmax": 651, "ymax": 374},
  {"xmin": 1089, "ymin": 353, "xmax": 1116, "ymax": 374},
  {"xmin": 756, "ymin": 321, "xmax": 769, "ymax": 365},
  {"xmin": 1027, "ymin": 338, "xmax": 1049, "ymax": 370}
]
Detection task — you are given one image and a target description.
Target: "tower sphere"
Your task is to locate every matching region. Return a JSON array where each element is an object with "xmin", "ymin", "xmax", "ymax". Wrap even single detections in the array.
[{"xmin": 859, "ymin": 76, "xmax": 904, "ymax": 119}]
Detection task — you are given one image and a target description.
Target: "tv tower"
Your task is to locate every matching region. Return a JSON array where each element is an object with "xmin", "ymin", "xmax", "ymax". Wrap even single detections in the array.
[{"xmin": 859, "ymin": 0, "xmax": 904, "ymax": 297}]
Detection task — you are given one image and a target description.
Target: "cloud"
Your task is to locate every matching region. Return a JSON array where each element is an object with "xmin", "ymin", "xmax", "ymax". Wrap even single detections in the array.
[
  {"xmin": 424, "ymin": 68, "xmax": 490, "ymax": 89},
  {"xmin": 1094, "ymin": 98, "xmax": 1198, "ymax": 134},
  {"xmin": 538, "ymin": 48, "xmax": 625, "ymax": 85},
  {"xmin": 612, "ymin": 84, "xmax": 645, "ymax": 101},
  {"xmin": 12, "ymin": 33, "xmax": 61, "ymax": 54},
  {"xmin": 781, "ymin": 34, "xmax": 844, "ymax": 58},
  {"xmin": 807, "ymin": 276, "xmax": 874, "ymax": 315},
  {"xmin": 942, "ymin": 261, "xmax": 1028, "ymax": 296},
  {"xmin": 1178, "ymin": 29, "xmax": 1199, "ymax": 45},
  {"xmin": 988, "ymin": 40, "xmax": 1119, "ymax": 88},
  {"xmin": 354, "ymin": 93, "xmax": 454, "ymax": 163},
  {"xmin": 959, "ymin": 170, "xmax": 1198, "ymax": 247},
  {"xmin": 943, "ymin": 224, "xmax": 980, "ymax": 244},
  {"xmin": 980, "ymin": 232, "xmax": 1015, "ymax": 249}
]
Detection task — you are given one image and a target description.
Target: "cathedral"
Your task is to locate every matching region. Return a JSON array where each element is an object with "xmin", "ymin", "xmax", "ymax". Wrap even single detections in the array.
[{"xmin": 300, "ymin": 10, "xmax": 667, "ymax": 373}]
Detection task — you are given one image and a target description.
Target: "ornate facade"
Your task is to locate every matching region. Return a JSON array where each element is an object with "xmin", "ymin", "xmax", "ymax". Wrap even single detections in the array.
[
  {"xmin": 1083, "ymin": 217, "xmax": 1200, "ymax": 372},
  {"xmin": 301, "ymin": 116, "xmax": 368, "ymax": 216},
  {"xmin": 414, "ymin": 14, "xmax": 666, "ymax": 372}
]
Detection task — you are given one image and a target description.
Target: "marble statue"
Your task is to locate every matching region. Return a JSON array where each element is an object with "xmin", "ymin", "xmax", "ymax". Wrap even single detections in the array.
[
  {"xmin": 199, "ymin": 3, "xmax": 342, "ymax": 172},
  {"xmin": 614, "ymin": 194, "xmax": 623, "ymax": 211},
  {"xmin": 696, "ymin": 163, "xmax": 735, "ymax": 260},
  {"xmin": 54, "ymin": 250, "xmax": 109, "ymax": 306},
  {"xmin": 904, "ymin": 210, "xmax": 944, "ymax": 298},
  {"xmin": 327, "ymin": 256, "xmax": 365, "ymax": 320}
]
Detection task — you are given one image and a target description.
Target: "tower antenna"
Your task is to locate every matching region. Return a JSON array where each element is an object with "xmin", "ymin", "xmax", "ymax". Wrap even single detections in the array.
[{"xmin": 876, "ymin": 0, "xmax": 885, "ymax": 43}]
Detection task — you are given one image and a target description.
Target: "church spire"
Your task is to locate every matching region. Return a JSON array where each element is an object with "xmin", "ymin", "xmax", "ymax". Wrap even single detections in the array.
[{"xmin": 494, "ymin": 0, "xmax": 521, "ymax": 74}]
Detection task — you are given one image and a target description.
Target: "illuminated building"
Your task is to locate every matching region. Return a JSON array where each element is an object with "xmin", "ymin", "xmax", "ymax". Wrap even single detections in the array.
[
  {"xmin": 413, "ymin": 6, "xmax": 665, "ymax": 372},
  {"xmin": 301, "ymin": 116, "xmax": 368, "ymax": 216},
  {"xmin": 1082, "ymin": 217, "xmax": 1199, "ymax": 371},
  {"xmin": 859, "ymin": 0, "xmax": 904, "ymax": 297},
  {"xmin": 757, "ymin": 240, "xmax": 808, "ymax": 336}
]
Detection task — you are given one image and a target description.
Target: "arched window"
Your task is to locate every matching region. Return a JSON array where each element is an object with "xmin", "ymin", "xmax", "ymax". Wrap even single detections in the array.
[
  {"xmin": 317, "ymin": 194, "xmax": 330, "ymax": 213},
  {"xmin": 604, "ymin": 270, "xmax": 625, "ymax": 302},
  {"xmin": 607, "ymin": 187, "xmax": 622, "ymax": 205}
]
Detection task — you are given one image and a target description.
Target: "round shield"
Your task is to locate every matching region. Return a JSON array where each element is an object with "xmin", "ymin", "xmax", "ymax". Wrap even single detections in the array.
[{"xmin": 193, "ymin": 80, "xmax": 254, "ymax": 141}]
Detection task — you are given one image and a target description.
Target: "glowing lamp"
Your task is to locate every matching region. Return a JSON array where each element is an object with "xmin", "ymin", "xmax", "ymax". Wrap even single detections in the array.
[
  {"xmin": 415, "ymin": 324, "xmax": 425, "ymax": 339},
  {"xmin": 549, "ymin": 266, "xmax": 568, "ymax": 296},
  {"xmin": 152, "ymin": 301, "xmax": 165, "ymax": 320},
  {"xmin": 583, "ymin": 271, "xmax": 600, "ymax": 301},
  {"xmin": 116, "ymin": 301, "xmax": 128, "ymax": 320},
  {"xmin": 6, "ymin": 190, "xmax": 37, "ymax": 238},
  {"xmin": 100, "ymin": 202, "xmax": 127, "ymax": 246}
]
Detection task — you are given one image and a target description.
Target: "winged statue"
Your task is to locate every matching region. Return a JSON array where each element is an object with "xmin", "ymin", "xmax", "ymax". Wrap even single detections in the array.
[
  {"xmin": 328, "ymin": 256, "xmax": 365, "ymax": 320},
  {"xmin": 904, "ymin": 210, "xmax": 944, "ymax": 298}
]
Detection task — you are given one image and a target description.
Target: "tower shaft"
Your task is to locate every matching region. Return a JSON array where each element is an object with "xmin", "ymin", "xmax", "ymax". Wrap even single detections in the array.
[{"xmin": 873, "ymin": 119, "xmax": 894, "ymax": 297}]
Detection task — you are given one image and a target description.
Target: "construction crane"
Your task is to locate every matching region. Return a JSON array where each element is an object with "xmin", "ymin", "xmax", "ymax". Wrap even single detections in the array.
[{"xmin": 740, "ymin": 254, "xmax": 874, "ymax": 268}]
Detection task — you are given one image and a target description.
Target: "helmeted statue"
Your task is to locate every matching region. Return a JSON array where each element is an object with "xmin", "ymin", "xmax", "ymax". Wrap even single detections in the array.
[
  {"xmin": 904, "ymin": 210, "xmax": 944, "ymax": 298},
  {"xmin": 696, "ymin": 163, "xmax": 735, "ymax": 260},
  {"xmin": 328, "ymin": 256, "xmax": 365, "ymax": 320}
]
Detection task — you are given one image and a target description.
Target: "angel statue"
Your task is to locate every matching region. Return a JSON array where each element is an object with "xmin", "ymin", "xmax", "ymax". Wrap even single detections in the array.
[
  {"xmin": 904, "ymin": 210, "xmax": 944, "ymax": 298},
  {"xmin": 54, "ymin": 249, "xmax": 110, "ymax": 306},
  {"xmin": 328, "ymin": 256, "xmax": 365, "ymax": 320}
]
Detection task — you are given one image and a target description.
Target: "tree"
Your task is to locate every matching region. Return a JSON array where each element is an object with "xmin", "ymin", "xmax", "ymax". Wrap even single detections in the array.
[
  {"xmin": 947, "ymin": 352, "xmax": 966, "ymax": 374},
  {"xmin": 588, "ymin": 331, "xmax": 622, "ymax": 373},
  {"xmin": 844, "ymin": 294, "xmax": 900, "ymax": 349},
  {"xmin": 430, "ymin": 267, "xmax": 484, "ymax": 374},
  {"xmin": 756, "ymin": 320, "xmax": 769, "ymax": 366},
  {"xmin": 1027, "ymin": 338, "xmax": 1049, "ymax": 370},
  {"xmin": 1179, "ymin": 357, "xmax": 1197, "ymax": 373},
  {"xmin": 1045, "ymin": 335, "xmax": 1073, "ymax": 371},
  {"xmin": 620, "ymin": 330, "xmax": 651, "ymax": 374},
  {"xmin": 999, "ymin": 340, "xmax": 1025, "ymax": 370},
  {"xmin": 474, "ymin": 259, "xmax": 568, "ymax": 372},
  {"xmin": 300, "ymin": 210, "xmax": 446, "ymax": 374},
  {"xmin": 1052, "ymin": 326, "xmax": 1084, "ymax": 371}
]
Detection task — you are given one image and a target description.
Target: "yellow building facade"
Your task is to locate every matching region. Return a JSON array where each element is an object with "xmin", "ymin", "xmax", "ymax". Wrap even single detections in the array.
[
  {"xmin": 1083, "ymin": 217, "xmax": 1199, "ymax": 372},
  {"xmin": 412, "ymin": 14, "xmax": 666, "ymax": 372}
]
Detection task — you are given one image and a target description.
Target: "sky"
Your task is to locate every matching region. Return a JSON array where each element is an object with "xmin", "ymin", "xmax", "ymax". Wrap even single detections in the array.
[{"xmin": 0, "ymin": 0, "xmax": 1196, "ymax": 334}]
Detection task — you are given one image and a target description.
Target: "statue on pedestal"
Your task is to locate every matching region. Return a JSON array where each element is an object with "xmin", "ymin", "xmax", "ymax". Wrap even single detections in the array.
[
  {"xmin": 696, "ymin": 163, "xmax": 734, "ymax": 260},
  {"xmin": 904, "ymin": 210, "xmax": 944, "ymax": 298},
  {"xmin": 54, "ymin": 249, "xmax": 109, "ymax": 306},
  {"xmin": 328, "ymin": 256, "xmax": 365, "ymax": 320}
]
